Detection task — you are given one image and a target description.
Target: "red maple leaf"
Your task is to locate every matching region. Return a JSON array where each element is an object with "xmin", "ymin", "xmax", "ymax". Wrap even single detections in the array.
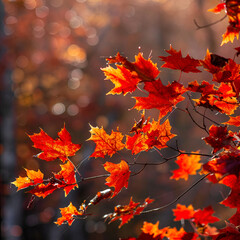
[
  {"xmin": 221, "ymin": 176, "xmax": 240, "ymax": 209},
  {"xmin": 159, "ymin": 45, "xmax": 201, "ymax": 73},
  {"xmin": 28, "ymin": 125, "xmax": 81, "ymax": 162},
  {"xmin": 172, "ymin": 204, "xmax": 195, "ymax": 221},
  {"xmin": 203, "ymin": 148, "xmax": 240, "ymax": 180},
  {"xmin": 170, "ymin": 152, "xmax": 202, "ymax": 181},
  {"xmin": 208, "ymin": 3, "xmax": 226, "ymax": 13},
  {"xmin": 104, "ymin": 197, "xmax": 153, "ymax": 228},
  {"xmin": 104, "ymin": 160, "xmax": 131, "ymax": 198},
  {"xmin": 134, "ymin": 80, "xmax": 186, "ymax": 118},
  {"xmin": 88, "ymin": 125, "xmax": 125, "ymax": 158},
  {"xmin": 203, "ymin": 125, "xmax": 234, "ymax": 153},
  {"xmin": 55, "ymin": 202, "xmax": 84, "ymax": 226},
  {"xmin": 193, "ymin": 206, "xmax": 220, "ymax": 225}
]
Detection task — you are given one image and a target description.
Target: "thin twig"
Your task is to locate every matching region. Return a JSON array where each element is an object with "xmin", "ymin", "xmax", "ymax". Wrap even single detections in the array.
[
  {"xmin": 187, "ymin": 93, "xmax": 220, "ymax": 126},
  {"xmin": 142, "ymin": 173, "xmax": 210, "ymax": 214},
  {"xmin": 186, "ymin": 107, "xmax": 208, "ymax": 133},
  {"xmin": 194, "ymin": 15, "xmax": 227, "ymax": 30}
]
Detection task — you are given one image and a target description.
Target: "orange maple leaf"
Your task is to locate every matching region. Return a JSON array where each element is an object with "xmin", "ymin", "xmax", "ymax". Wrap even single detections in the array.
[
  {"xmin": 141, "ymin": 221, "xmax": 168, "ymax": 238},
  {"xmin": 55, "ymin": 202, "xmax": 84, "ymax": 226},
  {"xmin": 28, "ymin": 125, "xmax": 81, "ymax": 162},
  {"xmin": 172, "ymin": 204, "xmax": 195, "ymax": 221},
  {"xmin": 171, "ymin": 153, "xmax": 202, "ymax": 181},
  {"xmin": 106, "ymin": 52, "xmax": 160, "ymax": 81},
  {"xmin": 102, "ymin": 65, "xmax": 141, "ymax": 95},
  {"xmin": 209, "ymin": 1, "xmax": 240, "ymax": 45},
  {"xmin": 133, "ymin": 80, "xmax": 186, "ymax": 118},
  {"xmin": 159, "ymin": 45, "xmax": 201, "ymax": 73},
  {"xmin": 102, "ymin": 52, "xmax": 160, "ymax": 96},
  {"xmin": 188, "ymin": 81, "xmax": 238, "ymax": 116},
  {"xmin": 165, "ymin": 227, "xmax": 198, "ymax": 240},
  {"xmin": 54, "ymin": 160, "xmax": 78, "ymax": 196},
  {"xmin": 105, "ymin": 197, "xmax": 153, "ymax": 228},
  {"xmin": 200, "ymin": 50, "xmax": 224, "ymax": 74},
  {"xmin": 221, "ymin": 25, "xmax": 240, "ymax": 46},
  {"xmin": 12, "ymin": 169, "xmax": 44, "ymax": 191},
  {"xmin": 88, "ymin": 125, "xmax": 125, "ymax": 158},
  {"xmin": 224, "ymin": 116, "xmax": 240, "ymax": 127},
  {"xmin": 126, "ymin": 119, "xmax": 175, "ymax": 154},
  {"xmin": 28, "ymin": 161, "xmax": 77, "ymax": 198},
  {"xmin": 104, "ymin": 160, "xmax": 130, "ymax": 198}
]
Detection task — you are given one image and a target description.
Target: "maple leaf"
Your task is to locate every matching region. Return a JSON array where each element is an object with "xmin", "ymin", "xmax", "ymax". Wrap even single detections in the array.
[
  {"xmin": 203, "ymin": 125, "xmax": 234, "ymax": 153},
  {"xmin": 208, "ymin": 3, "xmax": 226, "ymax": 13},
  {"xmin": 126, "ymin": 119, "xmax": 175, "ymax": 154},
  {"xmin": 221, "ymin": 26, "xmax": 239, "ymax": 46},
  {"xmin": 202, "ymin": 148, "xmax": 240, "ymax": 180},
  {"xmin": 28, "ymin": 125, "xmax": 81, "ymax": 162},
  {"xmin": 55, "ymin": 202, "xmax": 84, "ymax": 226},
  {"xmin": 212, "ymin": 59, "xmax": 240, "ymax": 84},
  {"xmin": 53, "ymin": 160, "xmax": 78, "ymax": 196},
  {"xmin": 221, "ymin": 176, "xmax": 240, "ymax": 209},
  {"xmin": 189, "ymin": 81, "xmax": 238, "ymax": 115},
  {"xmin": 224, "ymin": 116, "xmax": 240, "ymax": 126},
  {"xmin": 193, "ymin": 206, "xmax": 220, "ymax": 225},
  {"xmin": 200, "ymin": 50, "xmax": 223, "ymax": 74},
  {"xmin": 170, "ymin": 152, "xmax": 202, "ymax": 181},
  {"xmin": 102, "ymin": 65, "xmax": 141, "ymax": 95},
  {"xmin": 104, "ymin": 197, "xmax": 154, "ymax": 228},
  {"xmin": 88, "ymin": 125, "xmax": 125, "ymax": 158},
  {"xmin": 134, "ymin": 80, "xmax": 186, "ymax": 118},
  {"xmin": 219, "ymin": 0, "xmax": 240, "ymax": 45},
  {"xmin": 28, "ymin": 161, "xmax": 77, "ymax": 198},
  {"xmin": 159, "ymin": 45, "xmax": 201, "ymax": 73},
  {"xmin": 104, "ymin": 160, "xmax": 131, "ymax": 198},
  {"xmin": 173, "ymin": 204, "xmax": 195, "ymax": 221},
  {"xmin": 106, "ymin": 52, "xmax": 160, "ymax": 81},
  {"xmin": 12, "ymin": 169, "xmax": 44, "ymax": 191},
  {"xmin": 165, "ymin": 227, "xmax": 199, "ymax": 240},
  {"xmin": 141, "ymin": 221, "xmax": 168, "ymax": 238},
  {"xmin": 102, "ymin": 52, "xmax": 160, "ymax": 96},
  {"xmin": 126, "ymin": 133, "xmax": 148, "ymax": 155}
]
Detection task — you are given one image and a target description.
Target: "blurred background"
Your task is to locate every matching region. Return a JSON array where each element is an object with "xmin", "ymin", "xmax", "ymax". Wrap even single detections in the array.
[{"xmin": 1, "ymin": 0, "xmax": 239, "ymax": 239}]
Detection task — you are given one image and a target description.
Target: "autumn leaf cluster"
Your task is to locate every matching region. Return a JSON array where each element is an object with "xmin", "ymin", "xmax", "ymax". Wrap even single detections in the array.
[{"xmin": 12, "ymin": 1, "xmax": 240, "ymax": 239}]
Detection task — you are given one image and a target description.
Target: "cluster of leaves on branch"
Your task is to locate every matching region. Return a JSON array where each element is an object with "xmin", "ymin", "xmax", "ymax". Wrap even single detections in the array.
[{"xmin": 12, "ymin": 1, "xmax": 240, "ymax": 239}]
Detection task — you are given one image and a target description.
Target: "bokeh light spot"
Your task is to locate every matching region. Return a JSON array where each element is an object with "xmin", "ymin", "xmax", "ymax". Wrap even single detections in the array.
[{"xmin": 52, "ymin": 102, "xmax": 66, "ymax": 115}]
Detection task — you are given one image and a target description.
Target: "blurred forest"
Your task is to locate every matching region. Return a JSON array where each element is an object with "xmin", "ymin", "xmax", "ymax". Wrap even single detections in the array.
[{"xmin": 1, "ymin": 0, "xmax": 238, "ymax": 240}]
